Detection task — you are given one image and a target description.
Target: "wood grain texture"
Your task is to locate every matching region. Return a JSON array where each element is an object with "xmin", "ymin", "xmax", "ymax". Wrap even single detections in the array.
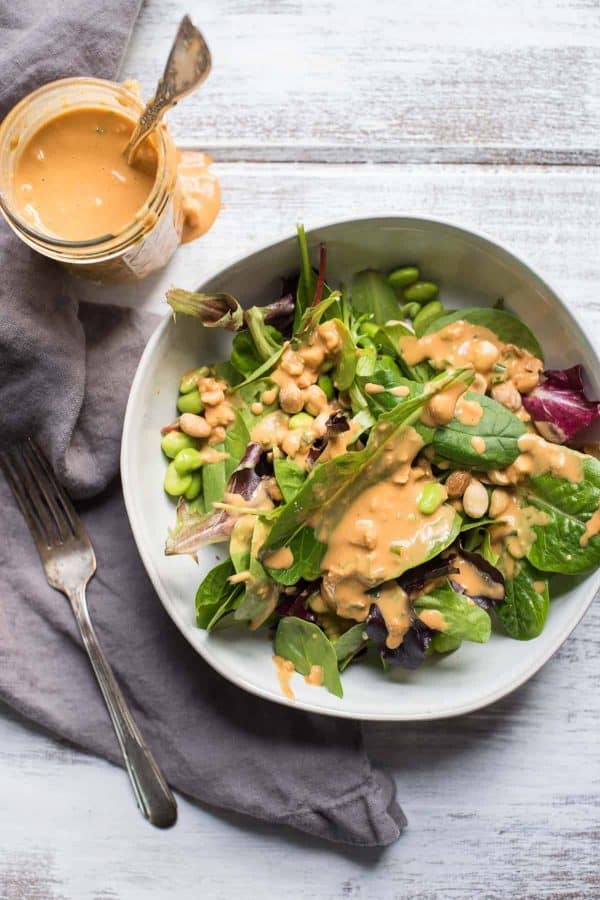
[{"xmin": 122, "ymin": 0, "xmax": 600, "ymax": 164}]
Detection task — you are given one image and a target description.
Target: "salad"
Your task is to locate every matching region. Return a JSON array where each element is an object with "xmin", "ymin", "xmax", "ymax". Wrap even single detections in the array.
[{"xmin": 160, "ymin": 225, "xmax": 600, "ymax": 699}]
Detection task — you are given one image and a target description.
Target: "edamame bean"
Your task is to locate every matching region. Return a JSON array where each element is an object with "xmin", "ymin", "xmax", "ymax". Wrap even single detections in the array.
[
  {"xmin": 179, "ymin": 366, "xmax": 209, "ymax": 394},
  {"xmin": 413, "ymin": 300, "xmax": 444, "ymax": 335},
  {"xmin": 173, "ymin": 447, "xmax": 205, "ymax": 474},
  {"xmin": 387, "ymin": 266, "xmax": 420, "ymax": 291},
  {"xmin": 177, "ymin": 389, "xmax": 204, "ymax": 415},
  {"xmin": 164, "ymin": 461, "xmax": 192, "ymax": 497},
  {"xmin": 160, "ymin": 430, "xmax": 198, "ymax": 459},
  {"xmin": 403, "ymin": 281, "xmax": 439, "ymax": 304},
  {"xmin": 400, "ymin": 302, "xmax": 421, "ymax": 320},
  {"xmin": 317, "ymin": 374, "xmax": 334, "ymax": 401},
  {"xmin": 184, "ymin": 471, "xmax": 203, "ymax": 501},
  {"xmin": 417, "ymin": 482, "xmax": 447, "ymax": 515},
  {"xmin": 289, "ymin": 412, "xmax": 315, "ymax": 430}
]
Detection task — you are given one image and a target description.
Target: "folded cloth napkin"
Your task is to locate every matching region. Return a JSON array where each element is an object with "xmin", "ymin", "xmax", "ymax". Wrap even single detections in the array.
[{"xmin": 0, "ymin": 1, "xmax": 405, "ymax": 845}]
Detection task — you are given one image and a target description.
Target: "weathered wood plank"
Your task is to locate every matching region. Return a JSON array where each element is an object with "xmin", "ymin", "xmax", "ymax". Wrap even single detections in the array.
[{"xmin": 122, "ymin": 0, "xmax": 600, "ymax": 164}]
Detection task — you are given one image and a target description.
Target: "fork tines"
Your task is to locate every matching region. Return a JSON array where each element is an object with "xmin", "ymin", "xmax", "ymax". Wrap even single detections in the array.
[{"xmin": 0, "ymin": 438, "xmax": 78, "ymax": 549}]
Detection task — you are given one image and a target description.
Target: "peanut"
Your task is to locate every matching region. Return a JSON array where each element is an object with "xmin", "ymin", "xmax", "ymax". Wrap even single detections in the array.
[
  {"xmin": 462, "ymin": 478, "xmax": 489, "ymax": 519},
  {"xmin": 179, "ymin": 413, "xmax": 211, "ymax": 439},
  {"xmin": 445, "ymin": 470, "xmax": 472, "ymax": 499}
]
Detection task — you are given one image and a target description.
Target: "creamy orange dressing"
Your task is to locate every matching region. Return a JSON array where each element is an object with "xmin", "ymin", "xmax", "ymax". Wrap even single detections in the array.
[
  {"xmin": 14, "ymin": 107, "xmax": 158, "ymax": 240},
  {"xmin": 489, "ymin": 493, "xmax": 549, "ymax": 566},
  {"xmin": 471, "ymin": 436, "xmax": 486, "ymax": 454},
  {"xmin": 177, "ymin": 149, "xmax": 221, "ymax": 243},
  {"xmin": 264, "ymin": 546, "xmax": 294, "ymax": 569},
  {"xmin": 421, "ymin": 379, "xmax": 468, "ymax": 427},
  {"xmin": 455, "ymin": 396, "xmax": 484, "ymax": 426},
  {"xmin": 418, "ymin": 609, "xmax": 447, "ymax": 631},
  {"xmin": 400, "ymin": 320, "xmax": 543, "ymax": 393},
  {"xmin": 452, "ymin": 555, "xmax": 505, "ymax": 601},
  {"xmin": 533, "ymin": 581, "xmax": 546, "ymax": 593},
  {"xmin": 273, "ymin": 655, "xmax": 295, "ymax": 699},
  {"xmin": 304, "ymin": 665, "xmax": 324, "ymax": 686},
  {"xmin": 318, "ymin": 455, "xmax": 457, "ymax": 620},
  {"xmin": 372, "ymin": 582, "xmax": 412, "ymax": 649},
  {"xmin": 510, "ymin": 433, "xmax": 584, "ymax": 483},
  {"xmin": 580, "ymin": 509, "xmax": 600, "ymax": 547}
]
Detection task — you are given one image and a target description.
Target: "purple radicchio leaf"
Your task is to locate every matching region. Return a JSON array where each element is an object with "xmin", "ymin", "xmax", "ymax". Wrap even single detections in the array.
[
  {"xmin": 165, "ymin": 442, "xmax": 271, "ymax": 558},
  {"xmin": 275, "ymin": 579, "xmax": 319, "ymax": 623},
  {"xmin": 263, "ymin": 293, "xmax": 295, "ymax": 336},
  {"xmin": 522, "ymin": 365, "xmax": 600, "ymax": 444},
  {"xmin": 397, "ymin": 557, "xmax": 459, "ymax": 598},
  {"xmin": 449, "ymin": 548, "xmax": 505, "ymax": 610},
  {"xmin": 365, "ymin": 603, "xmax": 435, "ymax": 670},
  {"xmin": 305, "ymin": 413, "xmax": 350, "ymax": 466},
  {"xmin": 166, "ymin": 288, "xmax": 244, "ymax": 331}
]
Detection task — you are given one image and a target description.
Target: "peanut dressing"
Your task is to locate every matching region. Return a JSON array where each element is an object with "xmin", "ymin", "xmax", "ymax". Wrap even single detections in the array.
[
  {"xmin": 273, "ymin": 655, "xmax": 295, "ymax": 700},
  {"xmin": 510, "ymin": 433, "xmax": 584, "ymax": 483},
  {"xmin": 14, "ymin": 108, "xmax": 158, "ymax": 241},
  {"xmin": 400, "ymin": 320, "xmax": 543, "ymax": 394},
  {"xmin": 304, "ymin": 665, "xmax": 324, "ymax": 686},
  {"xmin": 177, "ymin": 149, "xmax": 221, "ymax": 243},
  {"xmin": 455, "ymin": 396, "xmax": 484, "ymax": 426},
  {"xmin": 264, "ymin": 546, "xmax": 294, "ymax": 569},
  {"xmin": 580, "ymin": 509, "xmax": 600, "ymax": 547},
  {"xmin": 371, "ymin": 582, "xmax": 412, "ymax": 649},
  {"xmin": 489, "ymin": 493, "xmax": 549, "ymax": 568},
  {"xmin": 452, "ymin": 555, "xmax": 505, "ymax": 601},
  {"xmin": 418, "ymin": 609, "xmax": 448, "ymax": 631},
  {"xmin": 421, "ymin": 379, "xmax": 468, "ymax": 427},
  {"xmin": 471, "ymin": 436, "xmax": 486, "ymax": 454}
]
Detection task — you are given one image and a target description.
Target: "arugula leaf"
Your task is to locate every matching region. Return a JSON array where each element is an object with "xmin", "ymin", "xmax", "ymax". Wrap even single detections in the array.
[
  {"xmin": 224, "ymin": 410, "xmax": 251, "ymax": 479},
  {"xmin": 202, "ymin": 451, "xmax": 227, "ymax": 510},
  {"xmin": 496, "ymin": 560, "xmax": 549, "ymax": 640},
  {"xmin": 231, "ymin": 331, "xmax": 262, "ymax": 377},
  {"xmin": 234, "ymin": 520, "xmax": 280, "ymax": 626},
  {"xmin": 264, "ymin": 369, "xmax": 472, "ymax": 552},
  {"xmin": 166, "ymin": 288, "xmax": 244, "ymax": 331},
  {"xmin": 264, "ymin": 527, "xmax": 326, "ymax": 585},
  {"xmin": 333, "ymin": 623, "xmax": 368, "ymax": 670},
  {"xmin": 274, "ymin": 458, "xmax": 307, "ymax": 502},
  {"xmin": 433, "ymin": 392, "xmax": 526, "ymax": 469},
  {"xmin": 423, "ymin": 307, "xmax": 543, "ymax": 359},
  {"xmin": 414, "ymin": 581, "xmax": 492, "ymax": 643},
  {"xmin": 333, "ymin": 319, "xmax": 357, "ymax": 391},
  {"xmin": 352, "ymin": 270, "xmax": 400, "ymax": 324},
  {"xmin": 229, "ymin": 515, "xmax": 255, "ymax": 573},
  {"xmin": 274, "ymin": 616, "xmax": 343, "ymax": 698},
  {"xmin": 245, "ymin": 308, "xmax": 284, "ymax": 361},
  {"xmin": 195, "ymin": 560, "xmax": 244, "ymax": 630},
  {"xmin": 519, "ymin": 453, "xmax": 600, "ymax": 574}
]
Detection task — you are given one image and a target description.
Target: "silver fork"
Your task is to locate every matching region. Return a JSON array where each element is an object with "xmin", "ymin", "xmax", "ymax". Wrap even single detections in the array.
[{"xmin": 0, "ymin": 438, "xmax": 177, "ymax": 828}]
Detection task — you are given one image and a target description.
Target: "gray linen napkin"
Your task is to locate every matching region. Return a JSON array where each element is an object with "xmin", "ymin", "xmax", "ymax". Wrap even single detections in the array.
[{"xmin": 0, "ymin": 1, "xmax": 405, "ymax": 845}]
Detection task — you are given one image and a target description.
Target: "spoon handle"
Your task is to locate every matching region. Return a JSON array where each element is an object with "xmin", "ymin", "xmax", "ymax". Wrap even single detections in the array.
[{"xmin": 125, "ymin": 15, "xmax": 211, "ymax": 165}]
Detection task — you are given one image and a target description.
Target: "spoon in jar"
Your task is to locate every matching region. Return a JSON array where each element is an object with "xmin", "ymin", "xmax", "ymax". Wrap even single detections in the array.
[{"xmin": 124, "ymin": 15, "xmax": 211, "ymax": 165}]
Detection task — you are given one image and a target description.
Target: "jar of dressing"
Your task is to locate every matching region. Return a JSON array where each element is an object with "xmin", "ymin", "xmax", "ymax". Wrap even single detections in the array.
[{"xmin": 0, "ymin": 78, "xmax": 189, "ymax": 282}]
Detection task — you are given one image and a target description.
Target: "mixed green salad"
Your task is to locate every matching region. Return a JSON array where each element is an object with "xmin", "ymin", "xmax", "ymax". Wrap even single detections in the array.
[{"xmin": 160, "ymin": 225, "xmax": 600, "ymax": 699}]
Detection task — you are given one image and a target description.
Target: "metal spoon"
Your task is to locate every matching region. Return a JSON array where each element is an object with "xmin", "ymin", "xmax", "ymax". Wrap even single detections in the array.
[{"xmin": 124, "ymin": 15, "xmax": 211, "ymax": 165}]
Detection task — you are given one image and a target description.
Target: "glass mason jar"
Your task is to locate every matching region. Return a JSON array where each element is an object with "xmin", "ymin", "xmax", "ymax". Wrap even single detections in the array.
[{"xmin": 0, "ymin": 77, "xmax": 184, "ymax": 282}]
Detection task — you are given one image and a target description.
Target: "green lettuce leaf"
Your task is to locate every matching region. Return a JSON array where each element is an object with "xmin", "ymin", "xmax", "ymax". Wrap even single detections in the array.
[{"xmin": 274, "ymin": 617, "xmax": 343, "ymax": 698}]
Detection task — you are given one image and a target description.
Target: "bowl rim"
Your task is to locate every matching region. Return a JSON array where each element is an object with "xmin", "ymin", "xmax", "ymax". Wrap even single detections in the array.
[{"xmin": 121, "ymin": 213, "xmax": 600, "ymax": 721}]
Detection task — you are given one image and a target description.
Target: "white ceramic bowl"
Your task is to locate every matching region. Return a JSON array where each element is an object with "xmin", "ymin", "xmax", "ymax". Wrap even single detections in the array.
[{"xmin": 121, "ymin": 216, "xmax": 600, "ymax": 720}]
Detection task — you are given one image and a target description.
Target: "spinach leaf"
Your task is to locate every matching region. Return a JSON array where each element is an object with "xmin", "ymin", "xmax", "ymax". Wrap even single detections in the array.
[
  {"xmin": 195, "ymin": 560, "xmax": 244, "ymax": 630},
  {"xmin": 202, "ymin": 451, "xmax": 227, "ymax": 510},
  {"xmin": 274, "ymin": 458, "xmax": 307, "ymax": 502},
  {"xmin": 496, "ymin": 560, "xmax": 549, "ymax": 640},
  {"xmin": 424, "ymin": 307, "xmax": 543, "ymax": 359},
  {"xmin": 334, "ymin": 623, "xmax": 368, "ymax": 670},
  {"xmin": 520, "ymin": 453, "xmax": 600, "ymax": 574},
  {"xmin": 229, "ymin": 515, "xmax": 255, "ymax": 573},
  {"xmin": 231, "ymin": 331, "xmax": 262, "ymax": 377},
  {"xmin": 430, "ymin": 633, "xmax": 462, "ymax": 654},
  {"xmin": 433, "ymin": 392, "xmax": 526, "ymax": 469},
  {"xmin": 274, "ymin": 616, "xmax": 343, "ymax": 698},
  {"xmin": 224, "ymin": 410, "xmax": 251, "ymax": 479},
  {"xmin": 264, "ymin": 369, "xmax": 472, "ymax": 552},
  {"xmin": 214, "ymin": 359, "xmax": 243, "ymax": 387},
  {"xmin": 234, "ymin": 520, "xmax": 280, "ymax": 627},
  {"xmin": 414, "ymin": 581, "xmax": 491, "ymax": 643},
  {"xmin": 352, "ymin": 270, "xmax": 400, "ymax": 324},
  {"xmin": 264, "ymin": 527, "xmax": 326, "ymax": 585}
]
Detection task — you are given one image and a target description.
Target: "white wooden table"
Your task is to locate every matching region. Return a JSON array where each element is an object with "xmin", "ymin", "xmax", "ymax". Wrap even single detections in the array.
[{"xmin": 2, "ymin": 1, "xmax": 599, "ymax": 897}]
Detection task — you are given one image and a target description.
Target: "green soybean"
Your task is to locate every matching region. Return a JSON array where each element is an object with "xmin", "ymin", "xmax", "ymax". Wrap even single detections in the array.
[
  {"xmin": 164, "ymin": 461, "xmax": 192, "ymax": 497},
  {"xmin": 400, "ymin": 302, "xmax": 421, "ymax": 320},
  {"xmin": 413, "ymin": 300, "xmax": 444, "ymax": 335},
  {"xmin": 317, "ymin": 374, "xmax": 334, "ymax": 401},
  {"xmin": 177, "ymin": 389, "xmax": 204, "ymax": 415},
  {"xmin": 184, "ymin": 471, "xmax": 203, "ymax": 501},
  {"xmin": 387, "ymin": 266, "xmax": 420, "ymax": 291},
  {"xmin": 403, "ymin": 281, "xmax": 439, "ymax": 304},
  {"xmin": 160, "ymin": 430, "xmax": 198, "ymax": 459},
  {"xmin": 174, "ymin": 447, "xmax": 205, "ymax": 474},
  {"xmin": 418, "ymin": 483, "xmax": 447, "ymax": 515},
  {"xmin": 179, "ymin": 366, "xmax": 209, "ymax": 394},
  {"xmin": 289, "ymin": 412, "xmax": 314, "ymax": 430}
]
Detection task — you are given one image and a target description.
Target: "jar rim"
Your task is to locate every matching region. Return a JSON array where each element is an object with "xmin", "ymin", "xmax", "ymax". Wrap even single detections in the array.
[{"xmin": 0, "ymin": 77, "xmax": 175, "ymax": 261}]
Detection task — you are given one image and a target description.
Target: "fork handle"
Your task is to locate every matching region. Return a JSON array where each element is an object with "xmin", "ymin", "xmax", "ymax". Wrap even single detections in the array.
[{"xmin": 68, "ymin": 585, "xmax": 177, "ymax": 828}]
